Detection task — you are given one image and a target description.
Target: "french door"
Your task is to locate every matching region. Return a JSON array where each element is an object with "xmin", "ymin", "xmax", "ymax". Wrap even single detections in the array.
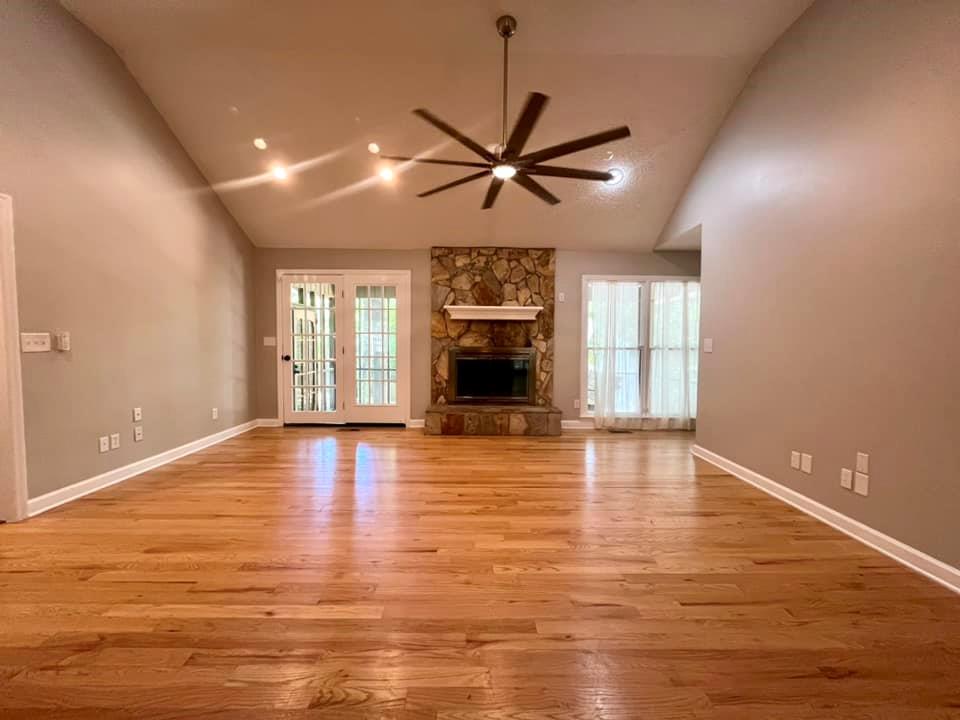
[{"xmin": 280, "ymin": 271, "xmax": 410, "ymax": 425}]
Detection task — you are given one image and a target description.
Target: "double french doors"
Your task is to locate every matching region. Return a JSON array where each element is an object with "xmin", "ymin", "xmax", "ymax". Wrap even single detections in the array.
[{"xmin": 280, "ymin": 271, "xmax": 410, "ymax": 424}]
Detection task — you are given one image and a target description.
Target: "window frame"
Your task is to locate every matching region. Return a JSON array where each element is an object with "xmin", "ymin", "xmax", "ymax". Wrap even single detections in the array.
[{"xmin": 579, "ymin": 274, "xmax": 700, "ymax": 419}]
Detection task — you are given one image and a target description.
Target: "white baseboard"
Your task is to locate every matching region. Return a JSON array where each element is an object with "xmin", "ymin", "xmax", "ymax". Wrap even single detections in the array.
[
  {"xmin": 692, "ymin": 444, "xmax": 960, "ymax": 595},
  {"xmin": 27, "ymin": 419, "xmax": 263, "ymax": 517},
  {"xmin": 406, "ymin": 418, "xmax": 425, "ymax": 428},
  {"xmin": 562, "ymin": 419, "xmax": 596, "ymax": 430},
  {"xmin": 256, "ymin": 417, "xmax": 283, "ymax": 427}
]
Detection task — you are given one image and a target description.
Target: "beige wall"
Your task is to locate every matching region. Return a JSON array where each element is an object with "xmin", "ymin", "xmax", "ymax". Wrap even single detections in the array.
[
  {"xmin": 554, "ymin": 251, "xmax": 701, "ymax": 419},
  {"xmin": 253, "ymin": 248, "xmax": 431, "ymax": 419},
  {"xmin": 661, "ymin": 0, "xmax": 960, "ymax": 566},
  {"xmin": 1, "ymin": 0, "xmax": 256, "ymax": 498}
]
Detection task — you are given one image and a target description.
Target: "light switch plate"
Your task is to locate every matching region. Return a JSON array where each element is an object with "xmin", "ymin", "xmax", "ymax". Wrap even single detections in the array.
[
  {"xmin": 109, "ymin": 433, "xmax": 120, "ymax": 450},
  {"xmin": 557, "ymin": 291, "xmax": 566, "ymax": 303},
  {"xmin": 854, "ymin": 472, "xmax": 869, "ymax": 496},
  {"xmin": 134, "ymin": 426, "xmax": 144, "ymax": 442},
  {"xmin": 573, "ymin": 398, "xmax": 580, "ymax": 409},
  {"xmin": 840, "ymin": 468, "xmax": 853, "ymax": 489},
  {"xmin": 211, "ymin": 407, "xmax": 219, "ymax": 420},
  {"xmin": 133, "ymin": 407, "xmax": 142, "ymax": 422},
  {"xmin": 98, "ymin": 436, "xmax": 110, "ymax": 453},
  {"xmin": 20, "ymin": 332, "xmax": 51, "ymax": 353},
  {"xmin": 800, "ymin": 453, "xmax": 813, "ymax": 474},
  {"xmin": 856, "ymin": 452, "xmax": 869, "ymax": 474},
  {"xmin": 703, "ymin": 338, "xmax": 714, "ymax": 353},
  {"xmin": 790, "ymin": 451, "xmax": 801, "ymax": 470},
  {"xmin": 54, "ymin": 331, "xmax": 71, "ymax": 351}
]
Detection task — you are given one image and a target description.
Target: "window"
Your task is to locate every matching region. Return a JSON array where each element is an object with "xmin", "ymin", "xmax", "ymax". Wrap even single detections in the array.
[{"xmin": 581, "ymin": 276, "xmax": 701, "ymax": 428}]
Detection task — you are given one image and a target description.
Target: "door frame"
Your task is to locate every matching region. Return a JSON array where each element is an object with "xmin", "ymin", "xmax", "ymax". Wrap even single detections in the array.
[
  {"xmin": 275, "ymin": 268, "xmax": 412, "ymax": 425},
  {"xmin": 0, "ymin": 195, "xmax": 28, "ymax": 522}
]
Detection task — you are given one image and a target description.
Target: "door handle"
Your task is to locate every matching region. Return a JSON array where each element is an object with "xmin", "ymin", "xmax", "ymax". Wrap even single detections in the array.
[{"xmin": 282, "ymin": 354, "xmax": 291, "ymax": 362}]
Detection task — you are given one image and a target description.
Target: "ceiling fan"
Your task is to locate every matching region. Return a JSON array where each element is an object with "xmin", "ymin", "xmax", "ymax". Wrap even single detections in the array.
[{"xmin": 382, "ymin": 15, "xmax": 631, "ymax": 209}]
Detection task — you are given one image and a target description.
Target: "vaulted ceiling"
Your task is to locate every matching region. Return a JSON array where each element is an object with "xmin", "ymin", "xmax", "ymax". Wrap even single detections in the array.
[{"xmin": 62, "ymin": 0, "xmax": 810, "ymax": 251}]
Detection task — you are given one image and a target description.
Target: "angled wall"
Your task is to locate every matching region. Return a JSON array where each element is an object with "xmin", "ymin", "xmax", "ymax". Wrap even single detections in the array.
[
  {"xmin": 661, "ymin": 0, "xmax": 960, "ymax": 566},
  {"xmin": 0, "ymin": 0, "xmax": 257, "ymax": 499}
]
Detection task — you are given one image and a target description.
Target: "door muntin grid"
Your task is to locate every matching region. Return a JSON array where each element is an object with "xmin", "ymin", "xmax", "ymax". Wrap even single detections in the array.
[
  {"xmin": 354, "ymin": 284, "xmax": 398, "ymax": 406},
  {"xmin": 290, "ymin": 281, "xmax": 338, "ymax": 413}
]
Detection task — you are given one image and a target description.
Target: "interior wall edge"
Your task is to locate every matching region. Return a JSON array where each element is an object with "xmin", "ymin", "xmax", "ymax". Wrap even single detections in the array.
[{"xmin": 692, "ymin": 444, "xmax": 960, "ymax": 596}]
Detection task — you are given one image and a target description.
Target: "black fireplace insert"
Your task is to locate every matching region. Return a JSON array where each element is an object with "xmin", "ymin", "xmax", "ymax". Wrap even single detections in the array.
[{"xmin": 448, "ymin": 347, "xmax": 536, "ymax": 405}]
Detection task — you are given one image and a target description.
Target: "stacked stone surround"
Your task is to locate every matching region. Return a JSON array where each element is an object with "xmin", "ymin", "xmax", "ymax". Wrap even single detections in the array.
[{"xmin": 430, "ymin": 247, "xmax": 556, "ymax": 406}]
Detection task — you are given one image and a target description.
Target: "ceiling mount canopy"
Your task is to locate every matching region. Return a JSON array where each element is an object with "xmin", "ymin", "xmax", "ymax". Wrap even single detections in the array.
[{"xmin": 382, "ymin": 14, "xmax": 632, "ymax": 209}]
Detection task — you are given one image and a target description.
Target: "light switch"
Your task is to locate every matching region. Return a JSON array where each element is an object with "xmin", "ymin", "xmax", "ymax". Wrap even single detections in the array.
[
  {"xmin": 110, "ymin": 433, "xmax": 120, "ymax": 450},
  {"xmin": 20, "ymin": 332, "xmax": 51, "ymax": 353},
  {"xmin": 98, "ymin": 436, "xmax": 110, "ymax": 453},
  {"xmin": 211, "ymin": 407, "xmax": 219, "ymax": 420},
  {"xmin": 54, "ymin": 331, "xmax": 71, "ymax": 351},
  {"xmin": 790, "ymin": 451, "xmax": 801, "ymax": 470},
  {"xmin": 558, "ymin": 292, "xmax": 566, "ymax": 303},
  {"xmin": 703, "ymin": 338, "xmax": 714, "ymax": 353},
  {"xmin": 840, "ymin": 468, "xmax": 853, "ymax": 490},
  {"xmin": 856, "ymin": 452, "xmax": 869, "ymax": 474},
  {"xmin": 800, "ymin": 453, "xmax": 813, "ymax": 474},
  {"xmin": 854, "ymin": 472, "xmax": 869, "ymax": 496}
]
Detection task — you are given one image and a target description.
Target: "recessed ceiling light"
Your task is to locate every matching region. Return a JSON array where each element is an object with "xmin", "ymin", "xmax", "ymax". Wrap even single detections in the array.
[
  {"xmin": 379, "ymin": 167, "xmax": 394, "ymax": 182},
  {"xmin": 253, "ymin": 138, "xmax": 268, "ymax": 150},
  {"xmin": 368, "ymin": 142, "xmax": 381, "ymax": 154},
  {"xmin": 271, "ymin": 166, "xmax": 289, "ymax": 181},
  {"xmin": 492, "ymin": 164, "xmax": 517, "ymax": 180},
  {"xmin": 605, "ymin": 168, "xmax": 624, "ymax": 185}
]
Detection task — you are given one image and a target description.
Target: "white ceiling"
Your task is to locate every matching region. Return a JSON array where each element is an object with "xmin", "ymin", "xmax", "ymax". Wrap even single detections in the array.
[{"xmin": 62, "ymin": 0, "xmax": 811, "ymax": 251}]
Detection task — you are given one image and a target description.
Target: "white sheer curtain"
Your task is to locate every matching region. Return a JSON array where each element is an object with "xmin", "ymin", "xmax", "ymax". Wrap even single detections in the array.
[
  {"xmin": 646, "ymin": 281, "xmax": 700, "ymax": 430},
  {"xmin": 589, "ymin": 278, "xmax": 700, "ymax": 431},
  {"xmin": 590, "ymin": 281, "xmax": 643, "ymax": 429}
]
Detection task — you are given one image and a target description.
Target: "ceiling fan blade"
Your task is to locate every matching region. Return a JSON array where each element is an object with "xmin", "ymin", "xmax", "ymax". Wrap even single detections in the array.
[
  {"xmin": 413, "ymin": 109, "xmax": 496, "ymax": 161},
  {"xmin": 481, "ymin": 178, "xmax": 504, "ymax": 209},
  {"xmin": 417, "ymin": 170, "xmax": 490, "ymax": 198},
  {"xmin": 519, "ymin": 126, "xmax": 631, "ymax": 165},
  {"xmin": 381, "ymin": 155, "xmax": 490, "ymax": 169},
  {"xmin": 526, "ymin": 165, "xmax": 613, "ymax": 181},
  {"xmin": 503, "ymin": 92, "xmax": 549, "ymax": 159},
  {"xmin": 513, "ymin": 172, "xmax": 561, "ymax": 205}
]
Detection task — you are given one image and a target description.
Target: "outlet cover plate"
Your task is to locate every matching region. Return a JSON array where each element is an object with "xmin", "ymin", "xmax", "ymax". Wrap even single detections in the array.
[{"xmin": 854, "ymin": 472, "xmax": 869, "ymax": 496}]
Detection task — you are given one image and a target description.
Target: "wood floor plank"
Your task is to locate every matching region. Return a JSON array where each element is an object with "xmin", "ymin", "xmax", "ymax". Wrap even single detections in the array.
[{"xmin": 1, "ymin": 427, "xmax": 958, "ymax": 718}]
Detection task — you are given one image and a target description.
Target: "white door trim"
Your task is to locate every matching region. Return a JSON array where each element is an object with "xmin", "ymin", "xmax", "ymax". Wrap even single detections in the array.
[
  {"xmin": 0, "ymin": 194, "xmax": 28, "ymax": 522},
  {"xmin": 275, "ymin": 269, "xmax": 413, "ymax": 425}
]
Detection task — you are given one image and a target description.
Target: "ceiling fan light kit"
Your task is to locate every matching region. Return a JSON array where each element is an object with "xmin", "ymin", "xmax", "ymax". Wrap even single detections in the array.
[{"xmin": 383, "ymin": 15, "xmax": 631, "ymax": 209}]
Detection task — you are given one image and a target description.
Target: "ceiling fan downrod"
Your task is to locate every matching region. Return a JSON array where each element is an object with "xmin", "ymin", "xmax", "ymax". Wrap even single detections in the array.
[{"xmin": 496, "ymin": 15, "xmax": 518, "ymax": 158}]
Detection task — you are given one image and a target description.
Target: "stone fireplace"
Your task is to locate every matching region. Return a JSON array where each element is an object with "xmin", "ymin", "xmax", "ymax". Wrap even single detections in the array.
[{"xmin": 425, "ymin": 247, "xmax": 561, "ymax": 436}]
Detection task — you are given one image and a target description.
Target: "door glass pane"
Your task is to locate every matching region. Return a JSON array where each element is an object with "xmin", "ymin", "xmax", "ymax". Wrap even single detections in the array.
[
  {"xmin": 289, "ymin": 280, "xmax": 337, "ymax": 413},
  {"xmin": 355, "ymin": 283, "xmax": 398, "ymax": 406}
]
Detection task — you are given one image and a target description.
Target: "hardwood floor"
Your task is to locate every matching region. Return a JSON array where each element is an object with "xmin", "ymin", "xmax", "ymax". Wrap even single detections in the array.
[{"xmin": 1, "ymin": 427, "xmax": 958, "ymax": 719}]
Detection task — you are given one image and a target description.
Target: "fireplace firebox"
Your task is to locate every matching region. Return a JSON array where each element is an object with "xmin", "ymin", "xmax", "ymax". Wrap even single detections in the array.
[{"xmin": 448, "ymin": 347, "xmax": 536, "ymax": 405}]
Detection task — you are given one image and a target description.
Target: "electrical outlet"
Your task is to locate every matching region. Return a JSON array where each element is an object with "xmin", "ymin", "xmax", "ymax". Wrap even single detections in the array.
[
  {"xmin": 800, "ymin": 453, "xmax": 813, "ymax": 474},
  {"xmin": 854, "ymin": 472, "xmax": 869, "ymax": 496},
  {"xmin": 20, "ymin": 332, "xmax": 51, "ymax": 353},
  {"xmin": 856, "ymin": 452, "xmax": 869, "ymax": 474},
  {"xmin": 109, "ymin": 433, "xmax": 120, "ymax": 450},
  {"xmin": 840, "ymin": 468, "xmax": 853, "ymax": 490},
  {"xmin": 211, "ymin": 407, "xmax": 219, "ymax": 420},
  {"xmin": 558, "ymin": 291, "xmax": 566, "ymax": 303},
  {"xmin": 98, "ymin": 436, "xmax": 109, "ymax": 453},
  {"xmin": 790, "ymin": 451, "xmax": 801, "ymax": 470},
  {"xmin": 133, "ymin": 407, "xmax": 142, "ymax": 422},
  {"xmin": 134, "ymin": 426, "xmax": 144, "ymax": 442}
]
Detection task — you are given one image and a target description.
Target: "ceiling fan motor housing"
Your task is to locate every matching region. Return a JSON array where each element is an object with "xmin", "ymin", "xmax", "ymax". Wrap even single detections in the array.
[{"xmin": 496, "ymin": 15, "xmax": 517, "ymax": 38}]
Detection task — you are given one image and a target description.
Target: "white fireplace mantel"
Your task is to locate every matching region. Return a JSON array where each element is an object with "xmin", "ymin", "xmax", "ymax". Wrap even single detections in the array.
[{"xmin": 443, "ymin": 305, "xmax": 543, "ymax": 322}]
